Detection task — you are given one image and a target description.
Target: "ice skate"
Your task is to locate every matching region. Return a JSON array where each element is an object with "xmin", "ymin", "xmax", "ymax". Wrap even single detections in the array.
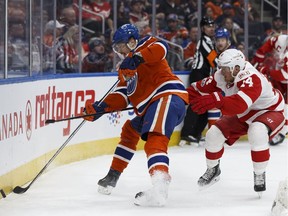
[
  {"xmin": 269, "ymin": 133, "xmax": 286, "ymax": 145},
  {"xmin": 199, "ymin": 136, "xmax": 205, "ymax": 145},
  {"xmin": 178, "ymin": 135, "xmax": 200, "ymax": 147},
  {"xmin": 254, "ymin": 172, "xmax": 266, "ymax": 198},
  {"xmin": 98, "ymin": 168, "xmax": 121, "ymax": 195},
  {"xmin": 134, "ymin": 171, "xmax": 170, "ymax": 207},
  {"xmin": 198, "ymin": 163, "xmax": 221, "ymax": 189}
]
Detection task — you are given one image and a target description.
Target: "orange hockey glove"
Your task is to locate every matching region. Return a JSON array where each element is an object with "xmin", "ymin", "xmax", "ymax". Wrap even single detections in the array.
[{"xmin": 83, "ymin": 101, "xmax": 108, "ymax": 122}]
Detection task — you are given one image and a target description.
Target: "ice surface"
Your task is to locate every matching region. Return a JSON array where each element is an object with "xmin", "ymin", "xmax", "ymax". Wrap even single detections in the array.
[{"xmin": 0, "ymin": 140, "xmax": 287, "ymax": 216}]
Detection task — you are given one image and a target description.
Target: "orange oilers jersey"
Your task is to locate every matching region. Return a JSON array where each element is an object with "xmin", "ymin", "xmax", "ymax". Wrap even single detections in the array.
[{"xmin": 104, "ymin": 36, "xmax": 189, "ymax": 116}]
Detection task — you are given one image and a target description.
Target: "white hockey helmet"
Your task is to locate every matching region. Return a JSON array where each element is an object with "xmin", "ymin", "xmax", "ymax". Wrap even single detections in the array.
[{"xmin": 218, "ymin": 48, "xmax": 246, "ymax": 72}]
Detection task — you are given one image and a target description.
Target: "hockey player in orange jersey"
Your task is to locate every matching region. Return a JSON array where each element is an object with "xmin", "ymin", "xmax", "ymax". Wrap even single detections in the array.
[{"xmin": 83, "ymin": 24, "xmax": 188, "ymax": 206}]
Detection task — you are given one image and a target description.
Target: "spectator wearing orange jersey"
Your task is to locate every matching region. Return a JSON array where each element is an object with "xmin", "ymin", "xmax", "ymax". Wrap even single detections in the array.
[
  {"xmin": 204, "ymin": 0, "xmax": 223, "ymax": 20},
  {"xmin": 160, "ymin": 13, "xmax": 189, "ymax": 47}
]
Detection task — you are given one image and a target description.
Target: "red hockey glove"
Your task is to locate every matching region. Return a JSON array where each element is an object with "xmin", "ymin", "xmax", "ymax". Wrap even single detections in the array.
[
  {"xmin": 187, "ymin": 86, "xmax": 201, "ymax": 103},
  {"xmin": 83, "ymin": 101, "xmax": 108, "ymax": 122},
  {"xmin": 191, "ymin": 92, "xmax": 224, "ymax": 114}
]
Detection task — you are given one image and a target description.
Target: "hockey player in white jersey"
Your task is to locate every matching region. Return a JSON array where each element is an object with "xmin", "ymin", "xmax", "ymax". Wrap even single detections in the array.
[
  {"xmin": 187, "ymin": 49, "xmax": 285, "ymax": 196},
  {"xmin": 252, "ymin": 34, "xmax": 288, "ymax": 145}
]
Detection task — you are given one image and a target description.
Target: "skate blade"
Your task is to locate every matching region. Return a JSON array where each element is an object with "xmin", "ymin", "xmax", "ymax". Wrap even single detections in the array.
[
  {"xmin": 98, "ymin": 185, "xmax": 113, "ymax": 195},
  {"xmin": 198, "ymin": 176, "xmax": 220, "ymax": 191},
  {"xmin": 178, "ymin": 140, "xmax": 199, "ymax": 147},
  {"xmin": 178, "ymin": 140, "xmax": 188, "ymax": 147},
  {"xmin": 190, "ymin": 142, "xmax": 200, "ymax": 147},
  {"xmin": 134, "ymin": 191, "xmax": 167, "ymax": 207},
  {"xmin": 134, "ymin": 197, "xmax": 166, "ymax": 207}
]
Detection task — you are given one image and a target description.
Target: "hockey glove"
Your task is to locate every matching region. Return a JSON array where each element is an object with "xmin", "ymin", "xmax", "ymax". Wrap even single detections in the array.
[
  {"xmin": 191, "ymin": 92, "xmax": 224, "ymax": 114},
  {"xmin": 120, "ymin": 52, "xmax": 144, "ymax": 70},
  {"xmin": 118, "ymin": 52, "xmax": 144, "ymax": 82},
  {"xmin": 83, "ymin": 101, "xmax": 108, "ymax": 122},
  {"xmin": 187, "ymin": 86, "xmax": 201, "ymax": 102}
]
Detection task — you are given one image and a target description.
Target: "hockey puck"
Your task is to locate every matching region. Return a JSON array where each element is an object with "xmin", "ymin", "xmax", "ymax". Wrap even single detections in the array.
[{"xmin": 0, "ymin": 189, "xmax": 6, "ymax": 198}]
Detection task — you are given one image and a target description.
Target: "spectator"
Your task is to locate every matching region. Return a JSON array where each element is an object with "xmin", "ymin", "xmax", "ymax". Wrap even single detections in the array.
[
  {"xmin": 204, "ymin": 7, "xmax": 216, "ymax": 21},
  {"xmin": 233, "ymin": 0, "xmax": 260, "ymax": 28},
  {"xmin": 59, "ymin": 6, "xmax": 77, "ymax": 30},
  {"xmin": 160, "ymin": 13, "xmax": 189, "ymax": 47},
  {"xmin": 82, "ymin": 37, "xmax": 113, "ymax": 72},
  {"xmin": 178, "ymin": 16, "xmax": 217, "ymax": 146},
  {"xmin": 43, "ymin": 20, "xmax": 65, "ymax": 73},
  {"xmin": 181, "ymin": 0, "xmax": 198, "ymax": 29},
  {"xmin": 129, "ymin": 0, "xmax": 149, "ymax": 29},
  {"xmin": 183, "ymin": 26, "xmax": 198, "ymax": 70},
  {"xmin": 8, "ymin": 22, "xmax": 29, "ymax": 71},
  {"xmin": 55, "ymin": 25, "xmax": 86, "ymax": 73},
  {"xmin": 204, "ymin": 0, "xmax": 223, "ymax": 21},
  {"xmin": 157, "ymin": 0, "xmax": 184, "ymax": 20},
  {"xmin": 74, "ymin": 0, "xmax": 113, "ymax": 35},
  {"xmin": 43, "ymin": 20, "xmax": 65, "ymax": 48},
  {"xmin": 116, "ymin": 1, "xmax": 130, "ymax": 28},
  {"xmin": 222, "ymin": 17, "xmax": 242, "ymax": 47},
  {"xmin": 215, "ymin": 3, "xmax": 234, "ymax": 26},
  {"xmin": 236, "ymin": 41, "xmax": 246, "ymax": 55},
  {"xmin": 160, "ymin": 13, "xmax": 188, "ymax": 70},
  {"xmin": 8, "ymin": 2, "xmax": 26, "ymax": 23},
  {"xmin": 265, "ymin": 16, "xmax": 288, "ymax": 40}
]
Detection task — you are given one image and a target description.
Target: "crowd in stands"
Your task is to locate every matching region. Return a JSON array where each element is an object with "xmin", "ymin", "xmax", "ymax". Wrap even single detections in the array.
[{"xmin": 4, "ymin": 0, "xmax": 287, "ymax": 74}]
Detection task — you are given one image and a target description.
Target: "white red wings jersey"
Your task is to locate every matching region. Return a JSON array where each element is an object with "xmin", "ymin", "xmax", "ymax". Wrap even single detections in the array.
[
  {"xmin": 191, "ymin": 61, "xmax": 284, "ymax": 124},
  {"xmin": 104, "ymin": 36, "xmax": 189, "ymax": 116},
  {"xmin": 270, "ymin": 52, "xmax": 288, "ymax": 83},
  {"xmin": 252, "ymin": 35, "xmax": 288, "ymax": 83},
  {"xmin": 129, "ymin": 12, "xmax": 149, "ymax": 26},
  {"xmin": 75, "ymin": 1, "xmax": 111, "ymax": 21}
]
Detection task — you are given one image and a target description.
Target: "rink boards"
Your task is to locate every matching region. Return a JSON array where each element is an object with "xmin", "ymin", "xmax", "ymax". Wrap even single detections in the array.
[{"xmin": 0, "ymin": 73, "xmax": 188, "ymax": 197}]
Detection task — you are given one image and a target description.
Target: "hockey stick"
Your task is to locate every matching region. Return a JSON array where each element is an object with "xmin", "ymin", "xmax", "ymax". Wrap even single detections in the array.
[
  {"xmin": 13, "ymin": 120, "xmax": 86, "ymax": 194},
  {"xmin": 13, "ymin": 80, "xmax": 120, "ymax": 194},
  {"xmin": 45, "ymin": 107, "xmax": 134, "ymax": 124}
]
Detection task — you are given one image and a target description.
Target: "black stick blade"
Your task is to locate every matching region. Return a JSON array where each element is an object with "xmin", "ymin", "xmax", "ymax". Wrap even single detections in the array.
[
  {"xmin": 13, "ymin": 186, "xmax": 29, "ymax": 194},
  {"xmin": 45, "ymin": 119, "xmax": 56, "ymax": 124}
]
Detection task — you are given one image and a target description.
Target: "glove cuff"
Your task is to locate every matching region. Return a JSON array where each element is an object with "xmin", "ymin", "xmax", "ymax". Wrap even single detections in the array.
[{"xmin": 92, "ymin": 101, "xmax": 108, "ymax": 111}]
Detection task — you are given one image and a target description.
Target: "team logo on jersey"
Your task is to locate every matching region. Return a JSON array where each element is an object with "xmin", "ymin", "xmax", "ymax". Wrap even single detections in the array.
[
  {"xmin": 226, "ymin": 83, "xmax": 234, "ymax": 88},
  {"xmin": 127, "ymin": 73, "xmax": 138, "ymax": 96}
]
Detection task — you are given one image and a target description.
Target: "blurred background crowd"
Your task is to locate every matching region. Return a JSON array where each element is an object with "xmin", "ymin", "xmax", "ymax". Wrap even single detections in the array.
[{"xmin": 0, "ymin": 0, "xmax": 287, "ymax": 78}]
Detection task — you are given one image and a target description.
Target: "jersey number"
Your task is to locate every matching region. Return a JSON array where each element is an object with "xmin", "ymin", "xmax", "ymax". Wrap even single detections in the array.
[{"xmin": 240, "ymin": 77, "xmax": 253, "ymax": 87}]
